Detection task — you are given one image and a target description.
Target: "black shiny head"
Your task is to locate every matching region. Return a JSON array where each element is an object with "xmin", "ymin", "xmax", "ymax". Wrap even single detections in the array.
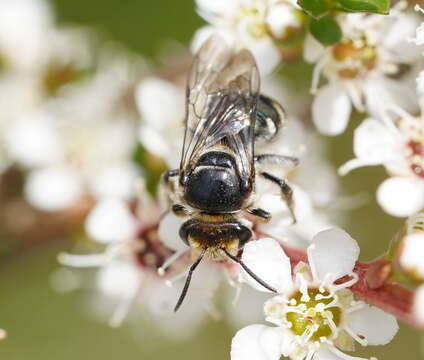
[{"xmin": 183, "ymin": 151, "xmax": 247, "ymax": 212}]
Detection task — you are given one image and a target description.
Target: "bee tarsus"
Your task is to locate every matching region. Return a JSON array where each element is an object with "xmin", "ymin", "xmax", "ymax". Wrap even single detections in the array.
[{"xmin": 260, "ymin": 172, "xmax": 296, "ymax": 224}]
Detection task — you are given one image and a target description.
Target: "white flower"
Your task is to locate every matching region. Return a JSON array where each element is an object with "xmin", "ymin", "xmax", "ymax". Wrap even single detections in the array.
[
  {"xmin": 231, "ymin": 230, "xmax": 399, "ymax": 360},
  {"xmin": 136, "ymin": 77, "xmax": 185, "ymax": 168},
  {"xmin": 0, "ymin": 328, "xmax": 6, "ymax": 341},
  {"xmin": 339, "ymin": 103, "xmax": 424, "ymax": 217},
  {"xmin": 192, "ymin": 0, "xmax": 303, "ymax": 74},
  {"xmin": 305, "ymin": 10, "xmax": 422, "ymax": 135}
]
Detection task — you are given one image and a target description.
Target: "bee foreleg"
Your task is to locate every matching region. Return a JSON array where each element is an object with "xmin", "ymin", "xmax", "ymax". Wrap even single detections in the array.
[
  {"xmin": 163, "ymin": 169, "xmax": 179, "ymax": 184},
  {"xmin": 259, "ymin": 172, "xmax": 296, "ymax": 224},
  {"xmin": 172, "ymin": 204, "xmax": 191, "ymax": 217},
  {"xmin": 246, "ymin": 208, "xmax": 271, "ymax": 223}
]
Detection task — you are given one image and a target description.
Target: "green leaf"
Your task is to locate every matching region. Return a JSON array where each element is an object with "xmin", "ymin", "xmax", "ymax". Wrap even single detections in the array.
[
  {"xmin": 309, "ymin": 17, "xmax": 342, "ymax": 45},
  {"xmin": 337, "ymin": 0, "xmax": 390, "ymax": 14},
  {"xmin": 297, "ymin": 0, "xmax": 330, "ymax": 18}
]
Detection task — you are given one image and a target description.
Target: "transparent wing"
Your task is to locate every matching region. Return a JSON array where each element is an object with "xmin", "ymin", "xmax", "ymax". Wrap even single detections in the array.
[{"xmin": 180, "ymin": 35, "xmax": 260, "ymax": 181}]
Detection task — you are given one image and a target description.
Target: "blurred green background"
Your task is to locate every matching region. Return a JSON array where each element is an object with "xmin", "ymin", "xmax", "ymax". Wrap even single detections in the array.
[{"xmin": 0, "ymin": 0, "xmax": 421, "ymax": 359}]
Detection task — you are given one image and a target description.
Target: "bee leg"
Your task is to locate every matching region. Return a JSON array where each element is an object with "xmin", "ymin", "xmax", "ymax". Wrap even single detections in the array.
[
  {"xmin": 254, "ymin": 154, "xmax": 299, "ymax": 172},
  {"xmin": 259, "ymin": 172, "xmax": 296, "ymax": 224},
  {"xmin": 163, "ymin": 169, "xmax": 179, "ymax": 185},
  {"xmin": 172, "ymin": 204, "xmax": 191, "ymax": 217},
  {"xmin": 246, "ymin": 208, "xmax": 271, "ymax": 223}
]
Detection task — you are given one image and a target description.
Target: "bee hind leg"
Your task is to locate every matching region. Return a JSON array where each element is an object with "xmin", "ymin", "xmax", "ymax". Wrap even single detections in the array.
[{"xmin": 259, "ymin": 171, "xmax": 296, "ymax": 224}]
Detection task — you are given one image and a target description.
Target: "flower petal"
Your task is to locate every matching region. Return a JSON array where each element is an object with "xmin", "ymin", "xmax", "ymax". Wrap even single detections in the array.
[
  {"xmin": 85, "ymin": 198, "xmax": 137, "ymax": 244},
  {"xmin": 340, "ymin": 118, "xmax": 400, "ymax": 176},
  {"xmin": 241, "ymin": 238, "xmax": 293, "ymax": 293},
  {"xmin": 89, "ymin": 162, "xmax": 139, "ymax": 200},
  {"xmin": 245, "ymin": 37, "xmax": 281, "ymax": 76},
  {"xmin": 303, "ymin": 33, "xmax": 325, "ymax": 63},
  {"xmin": 24, "ymin": 167, "xmax": 82, "ymax": 211},
  {"xmin": 195, "ymin": 0, "xmax": 238, "ymax": 19},
  {"xmin": 138, "ymin": 124, "xmax": 173, "ymax": 160},
  {"xmin": 312, "ymin": 83, "xmax": 352, "ymax": 136},
  {"xmin": 399, "ymin": 233, "xmax": 424, "ymax": 278},
  {"xmin": 417, "ymin": 70, "xmax": 424, "ymax": 95},
  {"xmin": 266, "ymin": 3, "xmax": 300, "ymax": 39},
  {"xmin": 377, "ymin": 177, "xmax": 424, "ymax": 217},
  {"xmin": 0, "ymin": 0, "xmax": 52, "ymax": 70},
  {"xmin": 345, "ymin": 305, "xmax": 398, "ymax": 345},
  {"xmin": 414, "ymin": 285, "xmax": 424, "ymax": 324},
  {"xmin": 339, "ymin": 120, "xmax": 405, "ymax": 176},
  {"xmin": 314, "ymin": 347, "xmax": 363, "ymax": 360},
  {"xmin": 308, "ymin": 228, "xmax": 359, "ymax": 282},
  {"xmin": 97, "ymin": 260, "xmax": 141, "ymax": 298},
  {"xmin": 231, "ymin": 325, "xmax": 283, "ymax": 360},
  {"xmin": 191, "ymin": 26, "xmax": 235, "ymax": 54},
  {"xmin": 6, "ymin": 112, "xmax": 62, "ymax": 167},
  {"xmin": 158, "ymin": 213, "xmax": 188, "ymax": 252},
  {"xmin": 364, "ymin": 76, "xmax": 419, "ymax": 118},
  {"xmin": 135, "ymin": 77, "xmax": 184, "ymax": 130}
]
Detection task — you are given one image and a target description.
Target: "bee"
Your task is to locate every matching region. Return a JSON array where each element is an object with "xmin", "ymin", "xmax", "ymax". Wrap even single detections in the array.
[{"xmin": 162, "ymin": 35, "xmax": 298, "ymax": 311}]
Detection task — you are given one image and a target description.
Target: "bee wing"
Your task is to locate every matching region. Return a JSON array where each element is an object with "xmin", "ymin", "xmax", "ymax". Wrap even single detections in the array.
[{"xmin": 180, "ymin": 35, "xmax": 260, "ymax": 181}]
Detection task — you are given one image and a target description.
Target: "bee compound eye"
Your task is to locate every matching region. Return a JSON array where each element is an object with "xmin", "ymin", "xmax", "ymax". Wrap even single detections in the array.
[{"xmin": 237, "ymin": 225, "xmax": 252, "ymax": 248}]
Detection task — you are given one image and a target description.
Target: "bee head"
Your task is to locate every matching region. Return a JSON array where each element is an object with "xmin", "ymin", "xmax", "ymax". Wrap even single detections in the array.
[{"xmin": 179, "ymin": 218, "xmax": 252, "ymax": 253}]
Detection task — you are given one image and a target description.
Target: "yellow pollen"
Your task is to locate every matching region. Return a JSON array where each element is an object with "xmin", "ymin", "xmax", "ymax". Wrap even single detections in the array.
[{"xmin": 285, "ymin": 288, "xmax": 342, "ymax": 341}]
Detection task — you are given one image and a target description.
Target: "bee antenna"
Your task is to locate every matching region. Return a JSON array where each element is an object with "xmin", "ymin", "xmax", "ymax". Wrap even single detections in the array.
[
  {"xmin": 174, "ymin": 249, "xmax": 206, "ymax": 312},
  {"xmin": 222, "ymin": 249, "xmax": 277, "ymax": 293}
]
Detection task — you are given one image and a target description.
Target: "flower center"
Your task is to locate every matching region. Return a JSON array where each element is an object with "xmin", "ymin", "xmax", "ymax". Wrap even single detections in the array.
[
  {"xmin": 332, "ymin": 40, "xmax": 377, "ymax": 79},
  {"xmin": 135, "ymin": 226, "xmax": 174, "ymax": 272},
  {"xmin": 285, "ymin": 288, "xmax": 342, "ymax": 342},
  {"xmin": 401, "ymin": 117, "xmax": 424, "ymax": 179},
  {"xmin": 239, "ymin": 5, "xmax": 267, "ymax": 38},
  {"xmin": 407, "ymin": 138, "xmax": 424, "ymax": 178},
  {"xmin": 43, "ymin": 62, "xmax": 86, "ymax": 96}
]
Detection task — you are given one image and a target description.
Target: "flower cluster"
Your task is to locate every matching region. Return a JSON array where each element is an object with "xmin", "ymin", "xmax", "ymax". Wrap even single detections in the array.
[
  {"xmin": 192, "ymin": 0, "xmax": 305, "ymax": 75},
  {"xmin": 0, "ymin": 0, "xmax": 145, "ymax": 246},
  {"xmin": 338, "ymin": 93, "xmax": 424, "ymax": 217},
  {"xmin": 1, "ymin": 0, "xmax": 424, "ymax": 357},
  {"xmin": 305, "ymin": 8, "xmax": 422, "ymax": 136}
]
